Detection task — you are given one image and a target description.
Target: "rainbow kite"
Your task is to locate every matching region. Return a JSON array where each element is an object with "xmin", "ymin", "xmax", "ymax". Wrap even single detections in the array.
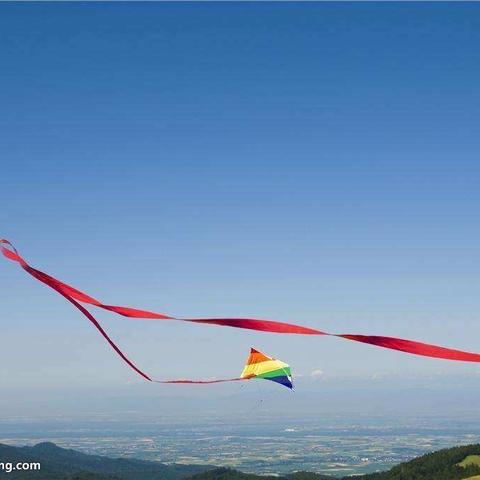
[
  {"xmin": 159, "ymin": 348, "xmax": 293, "ymax": 390},
  {"xmin": 2, "ymin": 238, "xmax": 480, "ymax": 387},
  {"xmin": 241, "ymin": 348, "xmax": 293, "ymax": 390}
]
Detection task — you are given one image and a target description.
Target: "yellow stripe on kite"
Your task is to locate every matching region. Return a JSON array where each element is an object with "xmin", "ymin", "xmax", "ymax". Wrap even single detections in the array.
[{"xmin": 241, "ymin": 359, "xmax": 289, "ymax": 378}]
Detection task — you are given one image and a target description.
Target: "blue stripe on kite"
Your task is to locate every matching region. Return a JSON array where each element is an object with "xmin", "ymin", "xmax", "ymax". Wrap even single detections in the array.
[{"xmin": 265, "ymin": 375, "xmax": 293, "ymax": 389}]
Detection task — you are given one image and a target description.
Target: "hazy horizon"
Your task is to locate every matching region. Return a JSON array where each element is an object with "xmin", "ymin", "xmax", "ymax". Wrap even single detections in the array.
[{"xmin": 1, "ymin": 2, "xmax": 480, "ymax": 419}]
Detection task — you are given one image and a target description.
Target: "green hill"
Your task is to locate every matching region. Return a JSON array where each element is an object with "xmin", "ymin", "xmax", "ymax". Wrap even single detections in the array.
[
  {"xmin": 459, "ymin": 456, "xmax": 480, "ymax": 468},
  {"xmin": 0, "ymin": 442, "xmax": 210, "ymax": 480},
  {"xmin": 190, "ymin": 444, "xmax": 480, "ymax": 480},
  {"xmin": 2, "ymin": 442, "xmax": 480, "ymax": 480},
  {"xmin": 361, "ymin": 444, "xmax": 480, "ymax": 480}
]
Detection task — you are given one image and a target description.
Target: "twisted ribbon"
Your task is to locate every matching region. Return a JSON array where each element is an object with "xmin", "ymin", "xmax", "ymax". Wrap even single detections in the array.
[{"xmin": 2, "ymin": 239, "xmax": 479, "ymax": 383}]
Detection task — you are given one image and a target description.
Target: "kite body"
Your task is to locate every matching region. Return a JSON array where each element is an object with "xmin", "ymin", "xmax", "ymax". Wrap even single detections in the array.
[{"xmin": 241, "ymin": 348, "xmax": 293, "ymax": 390}]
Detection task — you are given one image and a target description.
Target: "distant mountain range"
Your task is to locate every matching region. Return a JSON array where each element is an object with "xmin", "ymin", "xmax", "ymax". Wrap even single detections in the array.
[
  {"xmin": 1, "ymin": 441, "xmax": 480, "ymax": 480},
  {"xmin": 0, "ymin": 442, "xmax": 208, "ymax": 480}
]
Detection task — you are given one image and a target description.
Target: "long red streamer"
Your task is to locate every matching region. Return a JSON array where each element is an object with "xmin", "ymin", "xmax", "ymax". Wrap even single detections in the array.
[{"xmin": 2, "ymin": 239, "xmax": 480, "ymax": 384}]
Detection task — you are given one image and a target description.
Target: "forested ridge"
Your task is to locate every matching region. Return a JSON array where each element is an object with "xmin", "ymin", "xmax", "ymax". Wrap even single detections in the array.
[{"xmin": 2, "ymin": 442, "xmax": 480, "ymax": 480}]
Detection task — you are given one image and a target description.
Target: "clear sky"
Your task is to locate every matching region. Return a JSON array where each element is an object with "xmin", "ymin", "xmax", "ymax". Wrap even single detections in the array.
[{"xmin": 1, "ymin": 3, "xmax": 480, "ymax": 412}]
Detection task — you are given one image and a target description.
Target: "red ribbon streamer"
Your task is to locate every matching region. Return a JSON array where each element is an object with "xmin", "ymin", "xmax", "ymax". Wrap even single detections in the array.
[
  {"xmin": 2, "ymin": 239, "xmax": 480, "ymax": 383},
  {"xmin": 157, "ymin": 378, "xmax": 247, "ymax": 384}
]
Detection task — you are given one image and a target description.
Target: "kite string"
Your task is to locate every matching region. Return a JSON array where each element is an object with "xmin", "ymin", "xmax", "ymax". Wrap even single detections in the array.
[{"xmin": 2, "ymin": 239, "xmax": 480, "ymax": 383}]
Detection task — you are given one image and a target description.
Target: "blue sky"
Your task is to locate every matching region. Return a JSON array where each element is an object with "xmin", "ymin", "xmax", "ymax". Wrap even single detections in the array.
[{"xmin": 1, "ymin": 3, "xmax": 480, "ymax": 408}]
